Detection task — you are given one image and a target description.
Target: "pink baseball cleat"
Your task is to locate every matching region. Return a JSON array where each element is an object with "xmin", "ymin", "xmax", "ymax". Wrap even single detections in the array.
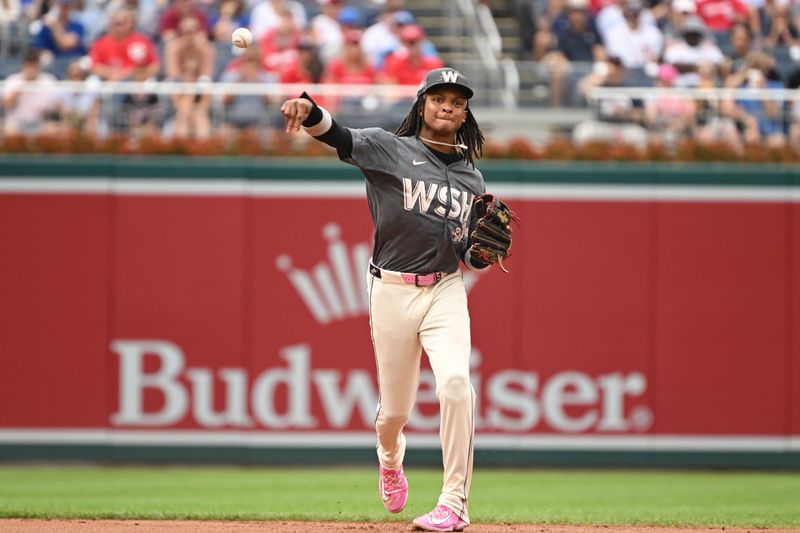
[
  {"xmin": 379, "ymin": 465, "xmax": 408, "ymax": 513},
  {"xmin": 412, "ymin": 504, "xmax": 469, "ymax": 532}
]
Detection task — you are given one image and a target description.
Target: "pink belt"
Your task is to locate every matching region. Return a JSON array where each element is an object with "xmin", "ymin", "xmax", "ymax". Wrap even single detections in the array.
[{"xmin": 369, "ymin": 263, "xmax": 445, "ymax": 287}]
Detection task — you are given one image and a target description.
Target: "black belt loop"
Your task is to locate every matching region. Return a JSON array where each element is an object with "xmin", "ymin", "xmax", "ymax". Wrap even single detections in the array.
[{"xmin": 369, "ymin": 263, "xmax": 382, "ymax": 279}]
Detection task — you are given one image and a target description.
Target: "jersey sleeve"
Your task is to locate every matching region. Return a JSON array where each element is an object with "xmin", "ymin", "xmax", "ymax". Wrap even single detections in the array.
[
  {"xmin": 475, "ymin": 168, "xmax": 487, "ymax": 195},
  {"xmin": 344, "ymin": 127, "xmax": 400, "ymax": 174}
]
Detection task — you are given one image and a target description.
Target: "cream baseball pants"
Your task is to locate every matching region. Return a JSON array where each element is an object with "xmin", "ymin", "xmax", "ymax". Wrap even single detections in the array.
[{"xmin": 367, "ymin": 267, "xmax": 475, "ymax": 522}]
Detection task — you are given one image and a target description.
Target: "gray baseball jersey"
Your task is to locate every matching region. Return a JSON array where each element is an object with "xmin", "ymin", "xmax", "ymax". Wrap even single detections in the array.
[{"xmin": 344, "ymin": 127, "xmax": 486, "ymax": 274}]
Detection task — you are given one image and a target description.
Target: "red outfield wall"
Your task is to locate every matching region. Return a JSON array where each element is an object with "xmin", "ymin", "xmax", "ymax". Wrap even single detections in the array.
[{"xmin": 0, "ymin": 159, "xmax": 797, "ymax": 462}]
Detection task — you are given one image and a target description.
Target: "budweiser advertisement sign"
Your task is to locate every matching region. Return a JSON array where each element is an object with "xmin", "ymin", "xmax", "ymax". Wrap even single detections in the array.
[{"xmin": 1, "ymin": 179, "xmax": 798, "ymax": 451}]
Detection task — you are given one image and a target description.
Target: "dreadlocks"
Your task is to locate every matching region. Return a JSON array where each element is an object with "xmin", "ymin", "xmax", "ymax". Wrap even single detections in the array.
[{"xmin": 395, "ymin": 94, "xmax": 484, "ymax": 168}]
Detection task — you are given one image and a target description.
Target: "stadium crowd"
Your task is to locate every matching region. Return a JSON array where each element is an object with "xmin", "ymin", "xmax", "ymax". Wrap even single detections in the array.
[
  {"xmin": 0, "ymin": 0, "xmax": 443, "ymax": 138},
  {"xmin": 0, "ymin": 0, "xmax": 799, "ymax": 151},
  {"xmin": 519, "ymin": 0, "xmax": 800, "ymax": 149}
]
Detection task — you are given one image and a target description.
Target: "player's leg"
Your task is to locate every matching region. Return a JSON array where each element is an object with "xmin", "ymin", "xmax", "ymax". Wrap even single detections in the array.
[
  {"xmin": 367, "ymin": 274, "xmax": 424, "ymax": 512},
  {"xmin": 416, "ymin": 273, "xmax": 474, "ymax": 529}
]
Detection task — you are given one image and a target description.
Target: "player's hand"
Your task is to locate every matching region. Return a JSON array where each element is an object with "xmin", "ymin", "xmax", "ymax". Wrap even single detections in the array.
[{"xmin": 280, "ymin": 98, "xmax": 313, "ymax": 133}]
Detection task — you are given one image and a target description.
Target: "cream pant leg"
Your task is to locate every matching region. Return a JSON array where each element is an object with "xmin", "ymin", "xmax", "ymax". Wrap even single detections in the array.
[{"xmin": 368, "ymin": 271, "xmax": 475, "ymax": 523}]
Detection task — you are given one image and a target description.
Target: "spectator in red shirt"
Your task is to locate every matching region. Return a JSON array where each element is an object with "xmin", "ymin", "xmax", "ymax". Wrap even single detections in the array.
[
  {"xmin": 279, "ymin": 38, "xmax": 324, "ymax": 84},
  {"xmin": 159, "ymin": 0, "xmax": 210, "ymax": 42},
  {"xmin": 323, "ymin": 29, "xmax": 376, "ymax": 85},
  {"xmin": 320, "ymin": 29, "xmax": 374, "ymax": 111},
  {"xmin": 89, "ymin": 8, "xmax": 160, "ymax": 81},
  {"xmin": 380, "ymin": 25, "xmax": 444, "ymax": 86},
  {"xmin": 695, "ymin": 0, "xmax": 755, "ymax": 33},
  {"xmin": 259, "ymin": 7, "xmax": 304, "ymax": 75}
]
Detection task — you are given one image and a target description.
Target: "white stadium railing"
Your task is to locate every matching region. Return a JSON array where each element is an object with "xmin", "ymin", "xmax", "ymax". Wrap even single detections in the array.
[
  {"xmin": 0, "ymin": 81, "xmax": 798, "ymax": 144},
  {"xmin": 588, "ymin": 86, "xmax": 800, "ymax": 103},
  {"xmin": 0, "ymin": 80, "xmax": 419, "ymax": 98}
]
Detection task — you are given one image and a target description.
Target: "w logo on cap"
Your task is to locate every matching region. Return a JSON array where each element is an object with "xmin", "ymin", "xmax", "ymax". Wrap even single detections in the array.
[
  {"xmin": 418, "ymin": 67, "xmax": 474, "ymax": 98},
  {"xmin": 441, "ymin": 70, "xmax": 459, "ymax": 83}
]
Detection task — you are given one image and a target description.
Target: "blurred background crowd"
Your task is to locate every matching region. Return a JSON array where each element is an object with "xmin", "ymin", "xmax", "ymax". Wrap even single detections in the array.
[
  {"xmin": 0, "ymin": 0, "xmax": 445, "ymax": 139},
  {"xmin": 0, "ymin": 0, "xmax": 799, "ymax": 152}
]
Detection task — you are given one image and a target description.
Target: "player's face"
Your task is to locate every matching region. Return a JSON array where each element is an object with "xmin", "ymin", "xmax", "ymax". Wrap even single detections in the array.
[{"xmin": 421, "ymin": 87, "xmax": 469, "ymax": 137}]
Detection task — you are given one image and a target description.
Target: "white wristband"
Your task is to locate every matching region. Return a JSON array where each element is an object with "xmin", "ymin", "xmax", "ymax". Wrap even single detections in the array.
[{"xmin": 302, "ymin": 106, "xmax": 332, "ymax": 137}]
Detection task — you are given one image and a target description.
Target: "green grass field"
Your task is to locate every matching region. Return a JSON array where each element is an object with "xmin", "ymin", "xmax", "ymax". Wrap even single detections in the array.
[{"xmin": 0, "ymin": 467, "xmax": 798, "ymax": 527}]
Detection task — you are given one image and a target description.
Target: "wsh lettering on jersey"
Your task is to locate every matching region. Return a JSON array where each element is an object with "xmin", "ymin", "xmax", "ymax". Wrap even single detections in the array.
[{"xmin": 403, "ymin": 178, "xmax": 474, "ymax": 222}]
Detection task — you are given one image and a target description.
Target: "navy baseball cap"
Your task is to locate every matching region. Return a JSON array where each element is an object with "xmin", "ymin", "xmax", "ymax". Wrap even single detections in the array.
[{"xmin": 416, "ymin": 68, "xmax": 473, "ymax": 99}]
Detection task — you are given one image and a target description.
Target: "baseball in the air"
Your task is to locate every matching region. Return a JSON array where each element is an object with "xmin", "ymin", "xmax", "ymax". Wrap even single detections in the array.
[{"xmin": 231, "ymin": 27, "xmax": 253, "ymax": 48}]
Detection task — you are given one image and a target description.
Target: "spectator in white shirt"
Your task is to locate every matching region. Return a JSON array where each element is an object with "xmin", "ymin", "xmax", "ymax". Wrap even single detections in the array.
[
  {"xmin": 309, "ymin": 0, "xmax": 344, "ymax": 64},
  {"xmin": 663, "ymin": 15, "xmax": 724, "ymax": 86},
  {"xmin": 596, "ymin": 0, "xmax": 657, "ymax": 42},
  {"xmin": 603, "ymin": 0, "xmax": 664, "ymax": 69},
  {"xmin": 59, "ymin": 59, "xmax": 103, "ymax": 137},
  {"xmin": 2, "ymin": 50, "xmax": 61, "ymax": 136},
  {"xmin": 251, "ymin": 0, "xmax": 307, "ymax": 42}
]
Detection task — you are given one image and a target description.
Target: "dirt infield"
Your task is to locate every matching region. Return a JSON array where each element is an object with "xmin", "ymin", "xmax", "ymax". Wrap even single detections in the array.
[{"xmin": 0, "ymin": 521, "xmax": 796, "ymax": 533}]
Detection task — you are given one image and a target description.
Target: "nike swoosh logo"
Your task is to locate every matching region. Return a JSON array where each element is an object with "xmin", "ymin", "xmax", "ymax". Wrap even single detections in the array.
[
  {"xmin": 430, "ymin": 514, "xmax": 452, "ymax": 526},
  {"xmin": 412, "ymin": 160, "xmax": 427, "ymax": 165}
]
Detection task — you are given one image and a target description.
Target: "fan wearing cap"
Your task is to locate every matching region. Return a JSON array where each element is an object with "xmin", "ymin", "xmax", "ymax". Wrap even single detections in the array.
[
  {"xmin": 661, "ymin": 0, "xmax": 697, "ymax": 46},
  {"xmin": 644, "ymin": 64, "xmax": 698, "ymax": 143},
  {"xmin": 662, "ymin": 15, "xmax": 724, "ymax": 87},
  {"xmin": 281, "ymin": 68, "xmax": 490, "ymax": 532}
]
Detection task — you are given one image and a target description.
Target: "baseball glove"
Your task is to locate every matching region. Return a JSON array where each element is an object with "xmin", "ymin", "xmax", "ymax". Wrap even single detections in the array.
[{"xmin": 467, "ymin": 193, "xmax": 517, "ymax": 273}]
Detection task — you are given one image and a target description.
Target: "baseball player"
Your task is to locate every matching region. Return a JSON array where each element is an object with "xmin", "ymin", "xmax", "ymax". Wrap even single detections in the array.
[{"xmin": 281, "ymin": 68, "xmax": 504, "ymax": 532}]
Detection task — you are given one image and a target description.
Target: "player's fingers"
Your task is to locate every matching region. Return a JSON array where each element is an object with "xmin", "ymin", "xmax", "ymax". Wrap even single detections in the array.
[
  {"xmin": 293, "ymin": 109, "xmax": 306, "ymax": 132},
  {"xmin": 292, "ymin": 111, "xmax": 303, "ymax": 132},
  {"xmin": 284, "ymin": 104, "xmax": 298, "ymax": 133}
]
